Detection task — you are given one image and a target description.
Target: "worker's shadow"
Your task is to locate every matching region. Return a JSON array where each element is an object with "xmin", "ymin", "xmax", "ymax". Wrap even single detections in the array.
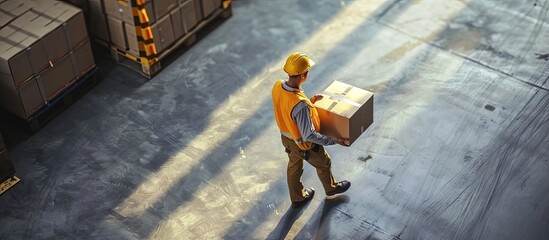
[
  {"xmin": 266, "ymin": 195, "xmax": 350, "ymax": 240},
  {"xmin": 265, "ymin": 201, "xmax": 310, "ymax": 240},
  {"xmin": 304, "ymin": 195, "xmax": 351, "ymax": 239}
]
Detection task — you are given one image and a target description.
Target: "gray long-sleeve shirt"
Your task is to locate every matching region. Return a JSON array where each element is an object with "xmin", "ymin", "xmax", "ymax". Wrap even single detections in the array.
[{"xmin": 282, "ymin": 81, "xmax": 336, "ymax": 146}]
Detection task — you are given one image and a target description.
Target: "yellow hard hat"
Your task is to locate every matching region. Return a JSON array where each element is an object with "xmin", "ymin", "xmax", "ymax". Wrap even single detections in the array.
[{"xmin": 283, "ymin": 52, "xmax": 315, "ymax": 76}]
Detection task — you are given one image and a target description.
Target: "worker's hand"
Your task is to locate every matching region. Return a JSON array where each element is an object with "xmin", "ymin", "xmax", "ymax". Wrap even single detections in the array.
[
  {"xmin": 310, "ymin": 94, "xmax": 324, "ymax": 103},
  {"xmin": 336, "ymin": 138, "xmax": 350, "ymax": 147}
]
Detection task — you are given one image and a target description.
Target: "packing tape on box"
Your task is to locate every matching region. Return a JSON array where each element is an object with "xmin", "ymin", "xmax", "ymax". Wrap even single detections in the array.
[
  {"xmin": 322, "ymin": 92, "xmax": 361, "ymax": 112},
  {"xmin": 60, "ymin": 22, "xmax": 82, "ymax": 78},
  {"xmin": 24, "ymin": 47, "xmax": 48, "ymax": 104},
  {"xmin": 10, "ymin": 11, "xmax": 65, "ymax": 39}
]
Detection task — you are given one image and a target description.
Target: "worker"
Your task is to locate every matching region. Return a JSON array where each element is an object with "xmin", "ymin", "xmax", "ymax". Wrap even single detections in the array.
[{"xmin": 272, "ymin": 52, "xmax": 351, "ymax": 208}]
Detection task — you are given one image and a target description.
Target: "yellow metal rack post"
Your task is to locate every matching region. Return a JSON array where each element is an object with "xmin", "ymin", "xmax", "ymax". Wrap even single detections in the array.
[
  {"xmin": 131, "ymin": 0, "xmax": 159, "ymax": 76},
  {"xmin": 109, "ymin": 0, "xmax": 159, "ymax": 76},
  {"xmin": 223, "ymin": 0, "xmax": 232, "ymax": 9}
]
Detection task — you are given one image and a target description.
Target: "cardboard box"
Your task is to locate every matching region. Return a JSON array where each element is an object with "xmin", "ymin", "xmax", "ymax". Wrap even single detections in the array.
[
  {"xmin": 0, "ymin": 76, "xmax": 45, "ymax": 119},
  {"xmin": 181, "ymin": 0, "xmax": 197, "ymax": 32},
  {"xmin": 103, "ymin": 0, "xmax": 133, "ymax": 23},
  {"xmin": 38, "ymin": 4, "xmax": 88, "ymax": 48},
  {"xmin": 0, "ymin": 0, "xmax": 31, "ymax": 18},
  {"xmin": 104, "ymin": 0, "xmax": 155, "ymax": 24},
  {"xmin": 60, "ymin": 10, "xmax": 89, "ymax": 48},
  {"xmin": 71, "ymin": 40, "xmax": 95, "ymax": 77},
  {"xmin": 0, "ymin": 0, "xmax": 32, "ymax": 17},
  {"xmin": 5, "ymin": 13, "xmax": 53, "ymax": 76},
  {"xmin": 170, "ymin": 0, "xmax": 198, "ymax": 39},
  {"xmin": 124, "ymin": 22, "xmax": 140, "ymax": 56},
  {"xmin": 151, "ymin": 14, "xmax": 175, "ymax": 53},
  {"xmin": 103, "ymin": 0, "xmax": 155, "ymax": 24},
  {"xmin": 107, "ymin": 15, "xmax": 127, "ymax": 50},
  {"xmin": 193, "ymin": 0, "xmax": 203, "ymax": 23},
  {"xmin": 37, "ymin": 53, "xmax": 76, "ymax": 100},
  {"xmin": 200, "ymin": 0, "xmax": 220, "ymax": 17},
  {"xmin": 0, "ymin": 11, "xmax": 12, "ymax": 29},
  {"xmin": 11, "ymin": 1, "xmax": 87, "ymax": 59},
  {"xmin": 42, "ymin": 26, "xmax": 71, "ymax": 62},
  {"xmin": 154, "ymin": 0, "xmax": 178, "ymax": 20},
  {"xmin": 0, "ymin": 149, "xmax": 15, "ymax": 183},
  {"xmin": 10, "ymin": 10, "xmax": 58, "ymax": 37},
  {"xmin": 34, "ymin": 0, "xmax": 93, "ymax": 95},
  {"xmin": 314, "ymin": 81, "xmax": 374, "ymax": 146},
  {"xmin": 0, "ymin": 26, "xmax": 48, "ymax": 89},
  {"xmin": 0, "ymin": 0, "xmax": 32, "ymax": 28},
  {"xmin": 0, "ymin": 1, "xmax": 88, "ymax": 89},
  {"xmin": 0, "ymin": 0, "xmax": 93, "ymax": 119},
  {"xmin": 170, "ymin": 5, "xmax": 184, "ymax": 40},
  {"xmin": 18, "ymin": 1, "xmax": 87, "ymax": 46}
]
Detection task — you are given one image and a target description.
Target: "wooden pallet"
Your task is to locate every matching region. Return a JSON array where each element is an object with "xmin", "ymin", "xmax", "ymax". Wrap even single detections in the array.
[
  {"xmin": 110, "ymin": 4, "xmax": 233, "ymax": 79},
  {"xmin": 0, "ymin": 66, "xmax": 102, "ymax": 133},
  {"xmin": 0, "ymin": 175, "xmax": 20, "ymax": 196}
]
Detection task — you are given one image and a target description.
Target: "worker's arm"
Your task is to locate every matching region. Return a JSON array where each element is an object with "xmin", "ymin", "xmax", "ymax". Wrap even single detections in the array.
[{"xmin": 292, "ymin": 101, "xmax": 337, "ymax": 146}]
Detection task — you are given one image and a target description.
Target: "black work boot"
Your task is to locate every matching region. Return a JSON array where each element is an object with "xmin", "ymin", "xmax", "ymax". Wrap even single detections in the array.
[
  {"xmin": 291, "ymin": 187, "xmax": 315, "ymax": 208},
  {"xmin": 326, "ymin": 180, "xmax": 351, "ymax": 199}
]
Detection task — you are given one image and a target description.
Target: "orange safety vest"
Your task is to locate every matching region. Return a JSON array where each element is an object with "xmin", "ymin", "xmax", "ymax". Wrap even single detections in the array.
[{"xmin": 272, "ymin": 80, "xmax": 321, "ymax": 150}]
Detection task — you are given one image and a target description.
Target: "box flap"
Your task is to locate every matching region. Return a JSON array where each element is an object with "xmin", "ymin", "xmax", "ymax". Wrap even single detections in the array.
[
  {"xmin": 0, "ymin": 12, "xmax": 14, "ymax": 28},
  {"xmin": 316, "ymin": 81, "xmax": 372, "ymax": 118},
  {"xmin": 107, "ymin": 16, "xmax": 127, "ymax": 50},
  {"xmin": 10, "ymin": 11, "xmax": 61, "ymax": 38},
  {"xmin": 324, "ymin": 80, "xmax": 372, "ymax": 105},
  {"xmin": 0, "ymin": 26, "xmax": 34, "ymax": 61},
  {"xmin": 31, "ymin": 0, "xmax": 80, "ymax": 21},
  {"xmin": 315, "ymin": 96, "xmax": 360, "ymax": 119},
  {"xmin": 0, "ymin": 0, "xmax": 31, "ymax": 19},
  {"xmin": 0, "ymin": 37, "xmax": 23, "ymax": 73}
]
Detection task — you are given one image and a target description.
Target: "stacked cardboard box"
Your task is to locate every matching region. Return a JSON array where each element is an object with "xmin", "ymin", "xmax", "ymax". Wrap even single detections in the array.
[
  {"xmin": 0, "ymin": 131, "xmax": 15, "ymax": 183},
  {"xmin": 89, "ymin": 0, "xmax": 221, "ymax": 57},
  {"xmin": 0, "ymin": 0, "xmax": 96, "ymax": 119}
]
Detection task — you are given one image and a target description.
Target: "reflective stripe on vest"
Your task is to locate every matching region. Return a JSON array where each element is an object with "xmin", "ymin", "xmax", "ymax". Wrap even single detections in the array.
[{"xmin": 281, "ymin": 131, "xmax": 313, "ymax": 150}]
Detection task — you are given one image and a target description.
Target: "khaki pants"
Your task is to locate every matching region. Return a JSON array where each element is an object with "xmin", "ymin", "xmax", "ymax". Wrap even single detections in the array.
[{"xmin": 281, "ymin": 135, "xmax": 338, "ymax": 202}]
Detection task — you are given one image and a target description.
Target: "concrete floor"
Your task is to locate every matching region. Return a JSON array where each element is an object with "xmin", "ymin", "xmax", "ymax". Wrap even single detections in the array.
[{"xmin": 1, "ymin": 0, "xmax": 548, "ymax": 239}]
